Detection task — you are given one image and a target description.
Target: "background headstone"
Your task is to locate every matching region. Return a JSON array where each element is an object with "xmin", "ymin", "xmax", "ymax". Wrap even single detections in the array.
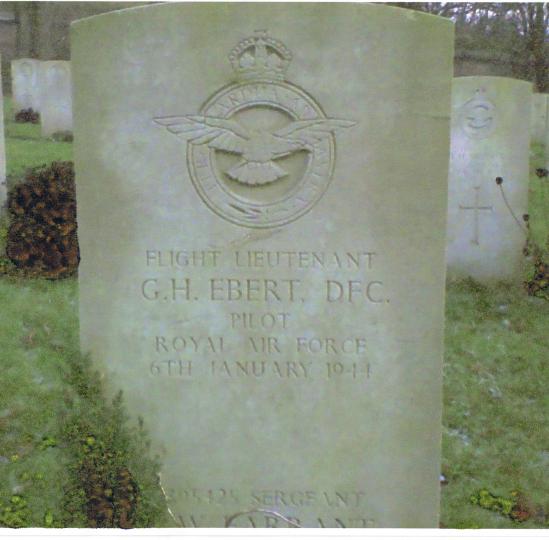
[
  {"xmin": 530, "ymin": 93, "xmax": 548, "ymax": 146},
  {"xmin": 39, "ymin": 60, "xmax": 72, "ymax": 137},
  {"xmin": 0, "ymin": 54, "xmax": 6, "ymax": 211},
  {"xmin": 543, "ymin": 105, "xmax": 549, "ymax": 170},
  {"xmin": 11, "ymin": 58, "xmax": 41, "ymax": 113},
  {"xmin": 72, "ymin": 3, "xmax": 453, "ymax": 528},
  {"xmin": 447, "ymin": 76, "xmax": 531, "ymax": 283},
  {"xmin": 545, "ymin": 106, "xmax": 549, "ymax": 170}
]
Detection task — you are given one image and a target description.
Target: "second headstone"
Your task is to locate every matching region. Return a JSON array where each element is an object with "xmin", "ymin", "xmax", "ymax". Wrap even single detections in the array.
[
  {"xmin": 39, "ymin": 61, "xmax": 73, "ymax": 137},
  {"xmin": 0, "ymin": 54, "xmax": 6, "ymax": 211},
  {"xmin": 530, "ymin": 93, "xmax": 548, "ymax": 146},
  {"xmin": 447, "ymin": 76, "xmax": 531, "ymax": 283},
  {"xmin": 11, "ymin": 58, "xmax": 41, "ymax": 114}
]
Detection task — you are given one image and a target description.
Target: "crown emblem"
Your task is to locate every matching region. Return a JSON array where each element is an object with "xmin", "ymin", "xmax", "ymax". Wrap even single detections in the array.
[{"xmin": 228, "ymin": 30, "xmax": 292, "ymax": 81}]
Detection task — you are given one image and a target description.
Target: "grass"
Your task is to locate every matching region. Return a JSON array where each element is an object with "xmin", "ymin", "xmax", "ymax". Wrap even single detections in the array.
[
  {"xmin": 0, "ymin": 276, "xmax": 171, "ymax": 528},
  {"xmin": 1, "ymin": 96, "xmax": 548, "ymax": 528},
  {"xmin": 0, "ymin": 278, "xmax": 78, "ymax": 527},
  {"xmin": 527, "ymin": 143, "xmax": 549, "ymax": 255},
  {"xmin": 3, "ymin": 97, "xmax": 72, "ymax": 182},
  {"xmin": 441, "ymin": 280, "xmax": 549, "ymax": 528},
  {"xmin": 1, "ymin": 97, "xmax": 170, "ymax": 528}
]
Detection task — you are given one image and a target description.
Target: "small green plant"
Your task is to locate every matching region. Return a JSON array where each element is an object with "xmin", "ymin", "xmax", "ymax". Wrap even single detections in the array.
[
  {"xmin": 39, "ymin": 436, "xmax": 57, "ymax": 450},
  {"xmin": 43, "ymin": 510, "xmax": 55, "ymax": 527},
  {"xmin": 470, "ymin": 489, "xmax": 535, "ymax": 523},
  {"xmin": 0, "ymin": 495, "xmax": 31, "ymax": 528}
]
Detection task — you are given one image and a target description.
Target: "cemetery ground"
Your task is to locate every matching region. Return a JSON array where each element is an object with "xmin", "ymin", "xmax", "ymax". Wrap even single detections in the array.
[{"xmin": 0, "ymin": 96, "xmax": 548, "ymax": 529}]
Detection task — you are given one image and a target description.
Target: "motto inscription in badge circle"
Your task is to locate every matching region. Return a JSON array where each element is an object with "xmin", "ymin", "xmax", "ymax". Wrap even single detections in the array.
[
  {"xmin": 155, "ymin": 31, "xmax": 356, "ymax": 228},
  {"xmin": 188, "ymin": 81, "xmax": 335, "ymax": 228}
]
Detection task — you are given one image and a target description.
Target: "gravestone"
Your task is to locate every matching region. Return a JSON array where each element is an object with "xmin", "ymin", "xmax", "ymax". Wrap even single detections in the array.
[
  {"xmin": 11, "ymin": 58, "xmax": 42, "ymax": 114},
  {"xmin": 546, "ymin": 109, "xmax": 549, "ymax": 171},
  {"xmin": 39, "ymin": 61, "xmax": 73, "ymax": 137},
  {"xmin": 530, "ymin": 93, "xmax": 548, "ymax": 146},
  {"xmin": 72, "ymin": 3, "xmax": 453, "ymax": 528},
  {"xmin": 447, "ymin": 76, "xmax": 531, "ymax": 283},
  {"xmin": 0, "ymin": 55, "xmax": 6, "ymax": 212}
]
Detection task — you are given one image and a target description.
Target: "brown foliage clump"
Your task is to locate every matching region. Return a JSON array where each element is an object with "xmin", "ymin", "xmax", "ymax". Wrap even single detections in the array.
[
  {"xmin": 525, "ymin": 254, "xmax": 549, "ymax": 300},
  {"xmin": 6, "ymin": 161, "xmax": 79, "ymax": 279},
  {"xmin": 81, "ymin": 457, "xmax": 139, "ymax": 528},
  {"xmin": 14, "ymin": 108, "xmax": 40, "ymax": 124},
  {"xmin": 73, "ymin": 426, "xmax": 140, "ymax": 528}
]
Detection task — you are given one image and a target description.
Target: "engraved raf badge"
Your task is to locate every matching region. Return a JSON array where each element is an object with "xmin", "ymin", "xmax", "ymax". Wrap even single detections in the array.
[{"xmin": 154, "ymin": 31, "xmax": 356, "ymax": 228}]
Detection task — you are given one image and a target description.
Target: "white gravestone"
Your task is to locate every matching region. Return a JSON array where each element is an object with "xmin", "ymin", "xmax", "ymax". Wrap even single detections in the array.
[
  {"xmin": 546, "ymin": 108, "xmax": 549, "ymax": 171},
  {"xmin": 39, "ymin": 61, "xmax": 73, "ymax": 137},
  {"xmin": 447, "ymin": 76, "xmax": 532, "ymax": 283},
  {"xmin": 0, "ymin": 55, "xmax": 6, "ymax": 212},
  {"xmin": 11, "ymin": 58, "xmax": 42, "ymax": 114},
  {"xmin": 72, "ymin": 4, "xmax": 453, "ymax": 528},
  {"xmin": 530, "ymin": 93, "xmax": 548, "ymax": 146}
]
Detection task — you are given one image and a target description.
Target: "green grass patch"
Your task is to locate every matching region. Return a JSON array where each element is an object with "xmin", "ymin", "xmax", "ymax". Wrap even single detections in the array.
[
  {"xmin": 0, "ymin": 276, "xmax": 81, "ymax": 527},
  {"xmin": 0, "ymin": 276, "xmax": 170, "ymax": 527},
  {"xmin": 440, "ymin": 279, "xmax": 549, "ymax": 528},
  {"xmin": 3, "ymin": 97, "xmax": 72, "ymax": 182},
  {"xmin": 528, "ymin": 143, "xmax": 549, "ymax": 255}
]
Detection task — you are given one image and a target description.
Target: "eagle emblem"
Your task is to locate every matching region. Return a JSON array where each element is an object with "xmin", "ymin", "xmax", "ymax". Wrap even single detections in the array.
[
  {"xmin": 154, "ymin": 31, "xmax": 356, "ymax": 228},
  {"xmin": 154, "ymin": 115, "xmax": 355, "ymax": 186}
]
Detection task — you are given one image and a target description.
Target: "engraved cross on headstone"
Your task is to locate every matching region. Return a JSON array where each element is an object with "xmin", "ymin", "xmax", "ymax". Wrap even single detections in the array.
[{"xmin": 459, "ymin": 185, "xmax": 493, "ymax": 245}]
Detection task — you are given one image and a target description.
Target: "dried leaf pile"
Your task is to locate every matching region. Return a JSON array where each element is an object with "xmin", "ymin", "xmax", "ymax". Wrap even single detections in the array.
[
  {"xmin": 6, "ymin": 161, "xmax": 79, "ymax": 279},
  {"xmin": 14, "ymin": 108, "xmax": 40, "ymax": 124}
]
